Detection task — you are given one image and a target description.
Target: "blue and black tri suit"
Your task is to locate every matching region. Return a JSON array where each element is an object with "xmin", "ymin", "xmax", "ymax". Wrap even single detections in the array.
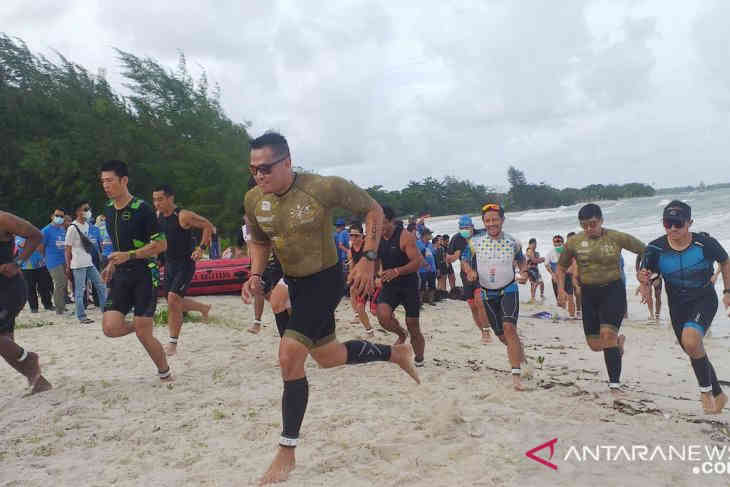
[{"xmin": 642, "ymin": 232, "xmax": 728, "ymax": 340}]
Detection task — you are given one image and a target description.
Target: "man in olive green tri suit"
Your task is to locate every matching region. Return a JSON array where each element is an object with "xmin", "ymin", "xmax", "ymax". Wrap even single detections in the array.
[{"xmin": 241, "ymin": 132, "xmax": 419, "ymax": 485}]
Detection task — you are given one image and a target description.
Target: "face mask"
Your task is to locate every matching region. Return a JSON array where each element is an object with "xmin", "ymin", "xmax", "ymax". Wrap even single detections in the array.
[
  {"xmin": 555, "ymin": 245, "xmax": 565, "ymax": 253},
  {"xmin": 460, "ymin": 229, "xmax": 473, "ymax": 239},
  {"xmin": 53, "ymin": 216, "xmax": 64, "ymax": 225},
  {"xmin": 84, "ymin": 210, "xmax": 92, "ymax": 220}
]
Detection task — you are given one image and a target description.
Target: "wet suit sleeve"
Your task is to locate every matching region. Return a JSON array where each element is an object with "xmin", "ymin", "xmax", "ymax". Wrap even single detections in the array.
[
  {"xmin": 318, "ymin": 176, "xmax": 377, "ymax": 218},
  {"xmin": 243, "ymin": 190, "xmax": 270, "ymax": 243},
  {"xmin": 558, "ymin": 240, "xmax": 575, "ymax": 269},
  {"xmin": 142, "ymin": 203, "xmax": 165, "ymax": 242},
  {"xmin": 615, "ymin": 231, "xmax": 645, "ymax": 256}
]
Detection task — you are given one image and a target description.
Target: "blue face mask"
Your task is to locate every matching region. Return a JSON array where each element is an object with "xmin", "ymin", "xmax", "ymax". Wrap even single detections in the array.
[
  {"xmin": 53, "ymin": 216, "xmax": 64, "ymax": 225},
  {"xmin": 460, "ymin": 229, "xmax": 473, "ymax": 239}
]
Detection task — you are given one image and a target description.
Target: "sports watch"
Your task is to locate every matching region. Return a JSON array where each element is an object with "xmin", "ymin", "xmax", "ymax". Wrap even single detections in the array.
[{"xmin": 364, "ymin": 250, "xmax": 378, "ymax": 261}]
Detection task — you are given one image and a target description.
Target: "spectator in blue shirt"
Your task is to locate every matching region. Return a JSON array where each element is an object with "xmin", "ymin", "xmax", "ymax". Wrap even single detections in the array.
[
  {"xmin": 95, "ymin": 215, "xmax": 113, "ymax": 259},
  {"xmin": 14, "ymin": 235, "xmax": 54, "ymax": 312},
  {"xmin": 41, "ymin": 208, "xmax": 68, "ymax": 315},
  {"xmin": 334, "ymin": 218, "xmax": 350, "ymax": 294},
  {"xmin": 417, "ymin": 228, "xmax": 437, "ymax": 305}
]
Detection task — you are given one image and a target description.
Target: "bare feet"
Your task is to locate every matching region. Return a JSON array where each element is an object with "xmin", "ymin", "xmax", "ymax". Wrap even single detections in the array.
[
  {"xmin": 248, "ymin": 322, "xmax": 262, "ymax": 334},
  {"xmin": 481, "ymin": 328, "xmax": 492, "ymax": 344},
  {"xmin": 617, "ymin": 334, "xmax": 626, "ymax": 357},
  {"xmin": 259, "ymin": 447, "xmax": 296, "ymax": 485},
  {"xmin": 712, "ymin": 392, "xmax": 728, "ymax": 414},
  {"xmin": 164, "ymin": 343, "xmax": 178, "ymax": 356},
  {"xmin": 22, "ymin": 352, "xmax": 53, "ymax": 394},
  {"xmin": 160, "ymin": 373, "xmax": 175, "ymax": 383},
  {"xmin": 512, "ymin": 374, "xmax": 524, "ymax": 391},
  {"xmin": 390, "ymin": 343, "xmax": 420, "ymax": 384},
  {"xmin": 363, "ymin": 327, "xmax": 375, "ymax": 337},
  {"xmin": 31, "ymin": 376, "xmax": 52, "ymax": 394},
  {"xmin": 202, "ymin": 304, "xmax": 212, "ymax": 323},
  {"xmin": 701, "ymin": 392, "xmax": 716, "ymax": 413}
]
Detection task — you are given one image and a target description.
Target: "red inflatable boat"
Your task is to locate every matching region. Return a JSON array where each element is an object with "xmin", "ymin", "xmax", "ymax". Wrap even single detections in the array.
[{"xmin": 158, "ymin": 257, "xmax": 251, "ymax": 296}]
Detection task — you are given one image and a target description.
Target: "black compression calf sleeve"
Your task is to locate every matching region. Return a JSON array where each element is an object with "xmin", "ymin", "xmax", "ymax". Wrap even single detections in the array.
[
  {"xmin": 280, "ymin": 377, "xmax": 308, "ymax": 447},
  {"xmin": 708, "ymin": 360, "xmax": 723, "ymax": 397},
  {"xmin": 691, "ymin": 355, "xmax": 713, "ymax": 393},
  {"xmin": 274, "ymin": 311, "xmax": 290, "ymax": 338},
  {"xmin": 344, "ymin": 340, "xmax": 392, "ymax": 364},
  {"xmin": 603, "ymin": 347, "xmax": 622, "ymax": 388}
]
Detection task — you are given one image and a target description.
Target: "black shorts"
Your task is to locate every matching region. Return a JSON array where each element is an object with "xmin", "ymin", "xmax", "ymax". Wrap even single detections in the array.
[
  {"xmin": 0, "ymin": 275, "xmax": 27, "ymax": 334},
  {"xmin": 105, "ymin": 265, "xmax": 157, "ymax": 318},
  {"xmin": 668, "ymin": 292, "xmax": 717, "ymax": 341},
  {"xmin": 580, "ymin": 280, "xmax": 626, "ymax": 338},
  {"xmin": 482, "ymin": 284, "xmax": 519, "ymax": 336},
  {"xmin": 262, "ymin": 259, "xmax": 284, "ymax": 296},
  {"xmin": 166, "ymin": 258, "xmax": 195, "ymax": 297},
  {"xmin": 377, "ymin": 274, "xmax": 420, "ymax": 318},
  {"xmin": 284, "ymin": 263, "xmax": 343, "ymax": 349},
  {"xmin": 461, "ymin": 272, "xmax": 480, "ymax": 302},
  {"xmin": 419, "ymin": 272, "xmax": 436, "ymax": 290}
]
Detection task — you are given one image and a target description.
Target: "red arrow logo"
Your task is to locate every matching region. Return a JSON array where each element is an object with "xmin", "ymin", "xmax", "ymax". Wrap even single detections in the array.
[{"xmin": 525, "ymin": 438, "xmax": 558, "ymax": 470}]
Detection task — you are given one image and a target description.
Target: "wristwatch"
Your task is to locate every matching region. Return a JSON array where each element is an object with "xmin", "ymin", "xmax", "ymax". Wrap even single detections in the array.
[
  {"xmin": 723, "ymin": 289, "xmax": 730, "ymax": 295},
  {"xmin": 363, "ymin": 250, "xmax": 378, "ymax": 261}
]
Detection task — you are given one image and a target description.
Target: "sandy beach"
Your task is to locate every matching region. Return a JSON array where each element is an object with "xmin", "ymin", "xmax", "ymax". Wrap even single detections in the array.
[{"xmin": 3, "ymin": 284, "xmax": 730, "ymax": 487}]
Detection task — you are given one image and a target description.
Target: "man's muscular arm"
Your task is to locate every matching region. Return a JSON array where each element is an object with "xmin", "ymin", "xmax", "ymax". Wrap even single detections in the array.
[{"xmin": 179, "ymin": 210, "xmax": 216, "ymax": 249}]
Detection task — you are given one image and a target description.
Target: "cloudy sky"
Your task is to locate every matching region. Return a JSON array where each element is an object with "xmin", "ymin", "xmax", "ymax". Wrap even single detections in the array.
[{"xmin": 3, "ymin": 0, "xmax": 729, "ymax": 191}]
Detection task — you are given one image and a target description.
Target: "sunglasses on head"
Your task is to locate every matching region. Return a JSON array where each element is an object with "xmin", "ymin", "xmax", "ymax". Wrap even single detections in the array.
[
  {"xmin": 663, "ymin": 218, "xmax": 686, "ymax": 229},
  {"xmin": 482, "ymin": 203, "xmax": 501, "ymax": 212},
  {"xmin": 250, "ymin": 154, "xmax": 289, "ymax": 176}
]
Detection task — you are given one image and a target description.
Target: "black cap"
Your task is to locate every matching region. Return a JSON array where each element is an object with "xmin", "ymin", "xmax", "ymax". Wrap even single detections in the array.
[{"xmin": 663, "ymin": 200, "xmax": 691, "ymax": 221}]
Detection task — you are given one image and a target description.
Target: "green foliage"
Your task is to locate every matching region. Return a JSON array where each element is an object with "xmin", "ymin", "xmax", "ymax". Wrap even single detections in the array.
[
  {"xmin": 0, "ymin": 35, "xmax": 249, "ymax": 237},
  {"xmin": 505, "ymin": 166, "xmax": 655, "ymax": 211}
]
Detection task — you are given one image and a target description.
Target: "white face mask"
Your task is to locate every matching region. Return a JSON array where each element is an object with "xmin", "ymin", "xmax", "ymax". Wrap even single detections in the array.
[
  {"xmin": 84, "ymin": 210, "xmax": 92, "ymax": 220},
  {"xmin": 53, "ymin": 216, "xmax": 64, "ymax": 225}
]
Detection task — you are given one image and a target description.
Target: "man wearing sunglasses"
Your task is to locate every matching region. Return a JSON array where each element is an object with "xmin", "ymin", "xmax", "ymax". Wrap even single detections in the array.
[
  {"xmin": 242, "ymin": 132, "xmax": 419, "ymax": 485},
  {"xmin": 639, "ymin": 200, "xmax": 729, "ymax": 414},
  {"xmin": 557, "ymin": 203, "xmax": 645, "ymax": 393},
  {"xmin": 461, "ymin": 203, "xmax": 529, "ymax": 390}
]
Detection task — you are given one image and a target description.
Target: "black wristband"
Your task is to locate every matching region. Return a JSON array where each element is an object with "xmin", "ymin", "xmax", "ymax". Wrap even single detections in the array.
[{"xmin": 723, "ymin": 289, "xmax": 730, "ymax": 295}]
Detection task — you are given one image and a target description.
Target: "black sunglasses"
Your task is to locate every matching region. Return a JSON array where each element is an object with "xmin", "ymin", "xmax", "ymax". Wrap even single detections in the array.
[
  {"xmin": 250, "ymin": 154, "xmax": 289, "ymax": 176},
  {"xmin": 663, "ymin": 218, "xmax": 686, "ymax": 229}
]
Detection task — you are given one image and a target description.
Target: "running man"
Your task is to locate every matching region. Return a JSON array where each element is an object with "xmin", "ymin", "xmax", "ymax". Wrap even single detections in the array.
[
  {"xmin": 152, "ymin": 184, "xmax": 214, "ymax": 356},
  {"xmin": 347, "ymin": 222, "xmax": 374, "ymax": 336},
  {"xmin": 376, "ymin": 206, "xmax": 427, "ymax": 365},
  {"xmin": 557, "ymin": 203, "xmax": 645, "ymax": 393},
  {"xmin": 99, "ymin": 160, "xmax": 172, "ymax": 381},
  {"xmin": 447, "ymin": 216, "xmax": 492, "ymax": 344},
  {"xmin": 1, "ymin": 211, "xmax": 52, "ymax": 394},
  {"xmin": 525, "ymin": 238, "xmax": 545, "ymax": 303},
  {"xmin": 241, "ymin": 132, "xmax": 418, "ymax": 485},
  {"xmin": 639, "ymin": 200, "xmax": 728, "ymax": 413},
  {"xmin": 461, "ymin": 203, "xmax": 529, "ymax": 390},
  {"xmin": 545, "ymin": 234, "xmax": 566, "ymax": 307}
]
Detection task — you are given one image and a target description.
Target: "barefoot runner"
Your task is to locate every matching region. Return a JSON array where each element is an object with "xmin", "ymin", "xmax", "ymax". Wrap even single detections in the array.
[
  {"xmin": 348, "ymin": 222, "xmax": 375, "ymax": 336},
  {"xmin": 375, "ymin": 206, "xmax": 427, "ymax": 365},
  {"xmin": 639, "ymin": 200, "xmax": 728, "ymax": 413},
  {"xmin": 241, "ymin": 132, "xmax": 419, "ymax": 485},
  {"xmin": 0, "ymin": 211, "xmax": 52, "ymax": 394},
  {"xmin": 461, "ymin": 203, "xmax": 529, "ymax": 390},
  {"xmin": 152, "ymin": 184, "xmax": 214, "ymax": 356},
  {"xmin": 99, "ymin": 160, "xmax": 172, "ymax": 381},
  {"xmin": 557, "ymin": 203, "xmax": 645, "ymax": 393}
]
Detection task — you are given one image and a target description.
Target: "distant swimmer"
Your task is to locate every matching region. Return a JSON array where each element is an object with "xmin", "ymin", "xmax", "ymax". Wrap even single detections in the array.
[
  {"xmin": 461, "ymin": 204, "xmax": 529, "ymax": 390},
  {"xmin": 241, "ymin": 133, "xmax": 418, "ymax": 485},
  {"xmin": 639, "ymin": 200, "xmax": 729, "ymax": 414},
  {"xmin": 557, "ymin": 204, "xmax": 645, "ymax": 393},
  {"xmin": 0, "ymin": 210, "xmax": 52, "ymax": 394}
]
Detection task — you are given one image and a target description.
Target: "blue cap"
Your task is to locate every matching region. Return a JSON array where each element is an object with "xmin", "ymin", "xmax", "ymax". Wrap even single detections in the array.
[
  {"xmin": 335, "ymin": 218, "xmax": 346, "ymax": 226},
  {"xmin": 458, "ymin": 215, "xmax": 473, "ymax": 228}
]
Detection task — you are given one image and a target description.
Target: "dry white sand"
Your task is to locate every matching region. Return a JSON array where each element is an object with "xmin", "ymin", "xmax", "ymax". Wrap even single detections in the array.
[{"xmin": 2, "ymin": 285, "xmax": 730, "ymax": 487}]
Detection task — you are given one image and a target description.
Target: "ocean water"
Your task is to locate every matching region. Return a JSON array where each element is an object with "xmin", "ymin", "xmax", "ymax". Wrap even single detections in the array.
[{"xmin": 427, "ymin": 188, "xmax": 730, "ymax": 335}]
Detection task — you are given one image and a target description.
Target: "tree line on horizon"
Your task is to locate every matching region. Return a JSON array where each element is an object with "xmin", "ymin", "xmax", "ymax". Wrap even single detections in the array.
[{"xmin": 2, "ymin": 34, "xmax": 658, "ymax": 239}]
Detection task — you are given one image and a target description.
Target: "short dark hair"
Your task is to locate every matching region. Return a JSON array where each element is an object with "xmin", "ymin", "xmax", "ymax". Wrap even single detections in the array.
[
  {"xmin": 407, "ymin": 223, "xmax": 417, "ymax": 232},
  {"xmin": 566, "ymin": 232, "xmax": 576, "ymax": 238},
  {"xmin": 349, "ymin": 222, "xmax": 363, "ymax": 234},
  {"xmin": 382, "ymin": 206, "xmax": 396, "ymax": 221},
  {"xmin": 153, "ymin": 184, "xmax": 174, "ymax": 196},
  {"xmin": 431, "ymin": 237, "xmax": 439, "ymax": 244},
  {"xmin": 73, "ymin": 200, "xmax": 90, "ymax": 213},
  {"xmin": 394, "ymin": 219, "xmax": 404, "ymax": 228},
  {"xmin": 100, "ymin": 160, "xmax": 128, "ymax": 178},
  {"xmin": 529, "ymin": 238, "xmax": 537, "ymax": 245},
  {"xmin": 52, "ymin": 208, "xmax": 65, "ymax": 215},
  {"xmin": 578, "ymin": 203, "xmax": 602, "ymax": 221},
  {"xmin": 250, "ymin": 132, "xmax": 290, "ymax": 161}
]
